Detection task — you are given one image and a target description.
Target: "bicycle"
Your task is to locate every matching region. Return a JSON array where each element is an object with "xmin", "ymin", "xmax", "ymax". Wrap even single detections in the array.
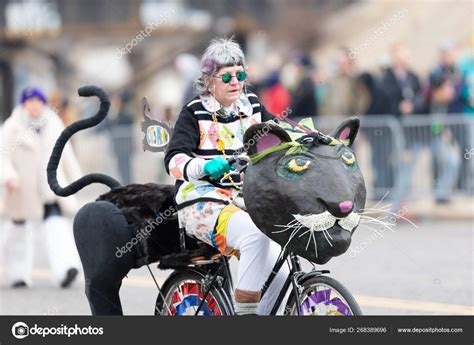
[
  {"xmin": 153, "ymin": 228, "xmax": 361, "ymax": 316},
  {"xmin": 153, "ymin": 156, "xmax": 362, "ymax": 317}
]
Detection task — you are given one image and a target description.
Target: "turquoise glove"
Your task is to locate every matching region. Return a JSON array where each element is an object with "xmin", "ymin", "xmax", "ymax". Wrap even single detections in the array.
[{"xmin": 203, "ymin": 157, "xmax": 230, "ymax": 180}]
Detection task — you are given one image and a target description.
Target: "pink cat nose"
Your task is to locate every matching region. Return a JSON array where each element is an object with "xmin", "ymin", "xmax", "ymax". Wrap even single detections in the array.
[{"xmin": 339, "ymin": 201, "xmax": 353, "ymax": 213}]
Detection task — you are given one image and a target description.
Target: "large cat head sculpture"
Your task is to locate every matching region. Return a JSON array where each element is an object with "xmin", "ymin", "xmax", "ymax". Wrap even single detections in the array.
[{"xmin": 242, "ymin": 118, "xmax": 366, "ymax": 264}]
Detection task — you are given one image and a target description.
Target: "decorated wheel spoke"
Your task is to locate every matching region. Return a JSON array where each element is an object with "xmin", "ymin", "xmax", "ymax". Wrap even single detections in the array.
[
  {"xmin": 299, "ymin": 285, "xmax": 353, "ymax": 316},
  {"xmin": 166, "ymin": 281, "xmax": 222, "ymax": 316}
]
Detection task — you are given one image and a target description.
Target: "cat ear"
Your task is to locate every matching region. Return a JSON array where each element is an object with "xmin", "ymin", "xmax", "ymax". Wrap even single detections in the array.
[
  {"xmin": 244, "ymin": 123, "xmax": 292, "ymax": 156},
  {"xmin": 330, "ymin": 117, "xmax": 360, "ymax": 147}
]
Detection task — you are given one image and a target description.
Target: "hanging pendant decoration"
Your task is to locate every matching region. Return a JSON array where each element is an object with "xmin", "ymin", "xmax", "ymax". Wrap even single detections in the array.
[{"xmin": 217, "ymin": 139, "xmax": 225, "ymax": 152}]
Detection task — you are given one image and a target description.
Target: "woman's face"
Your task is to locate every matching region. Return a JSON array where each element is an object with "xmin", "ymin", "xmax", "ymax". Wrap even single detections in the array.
[
  {"xmin": 211, "ymin": 64, "xmax": 245, "ymax": 107},
  {"xmin": 23, "ymin": 97, "xmax": 45, "ymax": 118}
]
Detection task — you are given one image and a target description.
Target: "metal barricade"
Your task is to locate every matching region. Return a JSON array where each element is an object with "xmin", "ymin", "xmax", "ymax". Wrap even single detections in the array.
[
  {"xmin": 299, "ymin": 114, "xmax": 473, "ymax": 202},
  {"xmin": 400, "ymin": 114, "xmax": 474, "ymax": 197}
]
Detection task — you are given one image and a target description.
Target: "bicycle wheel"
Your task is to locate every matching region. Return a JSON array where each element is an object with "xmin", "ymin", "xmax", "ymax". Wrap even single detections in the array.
[
  {"xmin": 285, "ymin": 275, "xmax": 362, "ymax": 316},
  {"xmin": 155, "ymin": 269, "xmax": 233, "ymax": 316}
]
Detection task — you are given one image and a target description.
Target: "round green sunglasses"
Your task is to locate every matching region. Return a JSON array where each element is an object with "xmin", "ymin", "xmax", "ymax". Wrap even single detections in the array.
[{"xmin": 214, "ymin": 71, "xmax": 247, "ymax": 83}]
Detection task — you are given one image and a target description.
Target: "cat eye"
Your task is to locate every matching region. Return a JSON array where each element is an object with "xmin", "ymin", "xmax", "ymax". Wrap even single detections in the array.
[
  {"xmin": 287, "ymin": 158, "xmax": 311, "ymax": 173},
  {"xmin": 341, "ymin": 151, "xmax": 356, "ymax": 166},
  {"xmin": 277, "ymin": 155, "xmax": 313, "ymax": 180}
]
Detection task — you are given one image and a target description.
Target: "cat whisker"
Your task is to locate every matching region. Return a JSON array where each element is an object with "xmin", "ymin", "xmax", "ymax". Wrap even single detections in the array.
[
  {"xmin": 303, "ymin": 227, "xmax": 320, "ymax": 258},
  {"xmin": 360, "ymin": 215, "xmax": 394, "ymax": 225},
  {"xmin": 272, "ymin": 227, "xmax": 294, "ymax": 234},
  {"xmin": 359, "ymin": 208, "xmax": 391, "ymax": 215},
  {"xmin": 361, "ymin": 208, "xmax": 418, "ymax": 229},
  {"xmin": 273, "ymin": 219, "xmax": 302, "ymax": 234},
  {"xmin": 282, "ymin": 224, "xmax": 305, "ymax": 250},
  {"xmin": 298, "ymin": 228, "xmax": 312, "ymax": 238},
  {"xmin": 359, "ymin": 204, "xmax": 392, "ymax": 215},
  {"xmin": 360, "ymin": 214, "xmax": 394, "ymax": 226},
  {"xmin": 322, "ymin": 229, "xmax": 333, "ymax": 247},
  {"xmin": 325, "ymin": 229, "xmax": 333, "ymax": 240},
  {"xmin": 362, "ymin": 191, "xmax": 390, "ymax": 212},
  {"xmin": 311, "ymin": 231, "xmax": 318, "ymax": 257},
  {"xmin": 359, "ymin": 194, "xmax": 418, "ymax": 229},
  {"xmin": 360, "ymin": 216, "xmax": 395, "ymax": 232},
  {"xmin": 305, "ymin": 230, "xmax": 312, "ymax": 251}
]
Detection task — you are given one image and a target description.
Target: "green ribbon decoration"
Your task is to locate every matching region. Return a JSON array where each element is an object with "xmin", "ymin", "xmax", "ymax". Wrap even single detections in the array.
[
  {"xmin": 249, "ymin": 141, "xmax": 308, "ymax": 165},
  {"xmin": 248, "ymin": 118, "xmax": 349, "ymax": 165}
]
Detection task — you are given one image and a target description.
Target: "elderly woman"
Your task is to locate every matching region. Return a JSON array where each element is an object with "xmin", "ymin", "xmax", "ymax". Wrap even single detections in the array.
[{"xmin": 164, "ymin": 38, "xmax": 289, "ymax": 315}]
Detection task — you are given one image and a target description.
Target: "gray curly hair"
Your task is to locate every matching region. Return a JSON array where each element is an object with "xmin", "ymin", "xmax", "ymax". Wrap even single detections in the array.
[{"xmin": 194, "ymin": 37, "xmax": 246, "ymax": 95}]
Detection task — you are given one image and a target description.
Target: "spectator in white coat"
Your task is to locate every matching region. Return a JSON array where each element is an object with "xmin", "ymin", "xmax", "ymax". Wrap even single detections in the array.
[{"xmin": 0, "ymin": 87, "xmax": 81, "ymax": 288}]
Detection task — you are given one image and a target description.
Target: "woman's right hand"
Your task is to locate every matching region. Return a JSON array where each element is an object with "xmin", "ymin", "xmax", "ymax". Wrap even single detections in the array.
[
  {"xmin": 202, "ymin": 157, "xmax": 230, "ymax": 180},
  {"xmin": 5, "ymin": 180, "xmax": 20, "ymax": 192}
]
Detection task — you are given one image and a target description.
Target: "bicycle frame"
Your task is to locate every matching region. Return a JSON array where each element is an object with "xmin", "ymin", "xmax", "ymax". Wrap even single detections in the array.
[{"xmin": 192, "ymin": 247, "xmax": 330, "ymax": 316}]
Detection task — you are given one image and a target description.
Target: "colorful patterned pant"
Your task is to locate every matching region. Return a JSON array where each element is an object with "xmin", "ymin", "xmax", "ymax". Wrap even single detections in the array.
[{"xmin": 178, "ymin": 202, "xmax": 290, "ymax": 315}]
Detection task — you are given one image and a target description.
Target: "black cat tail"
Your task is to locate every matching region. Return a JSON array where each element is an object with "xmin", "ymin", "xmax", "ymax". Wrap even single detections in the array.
[{"xmin": 47, "ymin": 85, "xmax": 122, "ymax": 197}]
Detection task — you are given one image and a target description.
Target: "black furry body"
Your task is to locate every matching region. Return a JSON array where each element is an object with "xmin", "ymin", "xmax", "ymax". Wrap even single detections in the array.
[
  {"xmin": 96, "ymin": 183, "xmax": 179, "ymax": 266},
  {"xmin": 74, "ymin": 183, "xmax": 218, "ymax": 314}
]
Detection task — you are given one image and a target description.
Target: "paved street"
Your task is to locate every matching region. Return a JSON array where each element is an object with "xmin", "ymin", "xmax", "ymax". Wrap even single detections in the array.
[{"xmin": 0, "ymin": 220, "xmax": 472, "ymax": 315}]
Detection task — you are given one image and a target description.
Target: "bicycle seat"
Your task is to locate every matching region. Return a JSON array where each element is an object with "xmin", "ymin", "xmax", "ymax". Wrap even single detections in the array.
[{"xmin": 157, "ymin": 229, "xmax": 221, "ymax": 270}]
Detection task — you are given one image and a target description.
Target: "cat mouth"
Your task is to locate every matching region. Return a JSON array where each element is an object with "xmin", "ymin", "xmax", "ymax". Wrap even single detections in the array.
[
  {"xmin": 298, "ymin": 212, "xmax": 360, "ymax": 232},
  {"xmin": 272, "ymin": 211, "xmax": 360, "ymax": 253},
  {"xmin": 274, "ymin": 211, "xmax": 361, "ymax": 234}
]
